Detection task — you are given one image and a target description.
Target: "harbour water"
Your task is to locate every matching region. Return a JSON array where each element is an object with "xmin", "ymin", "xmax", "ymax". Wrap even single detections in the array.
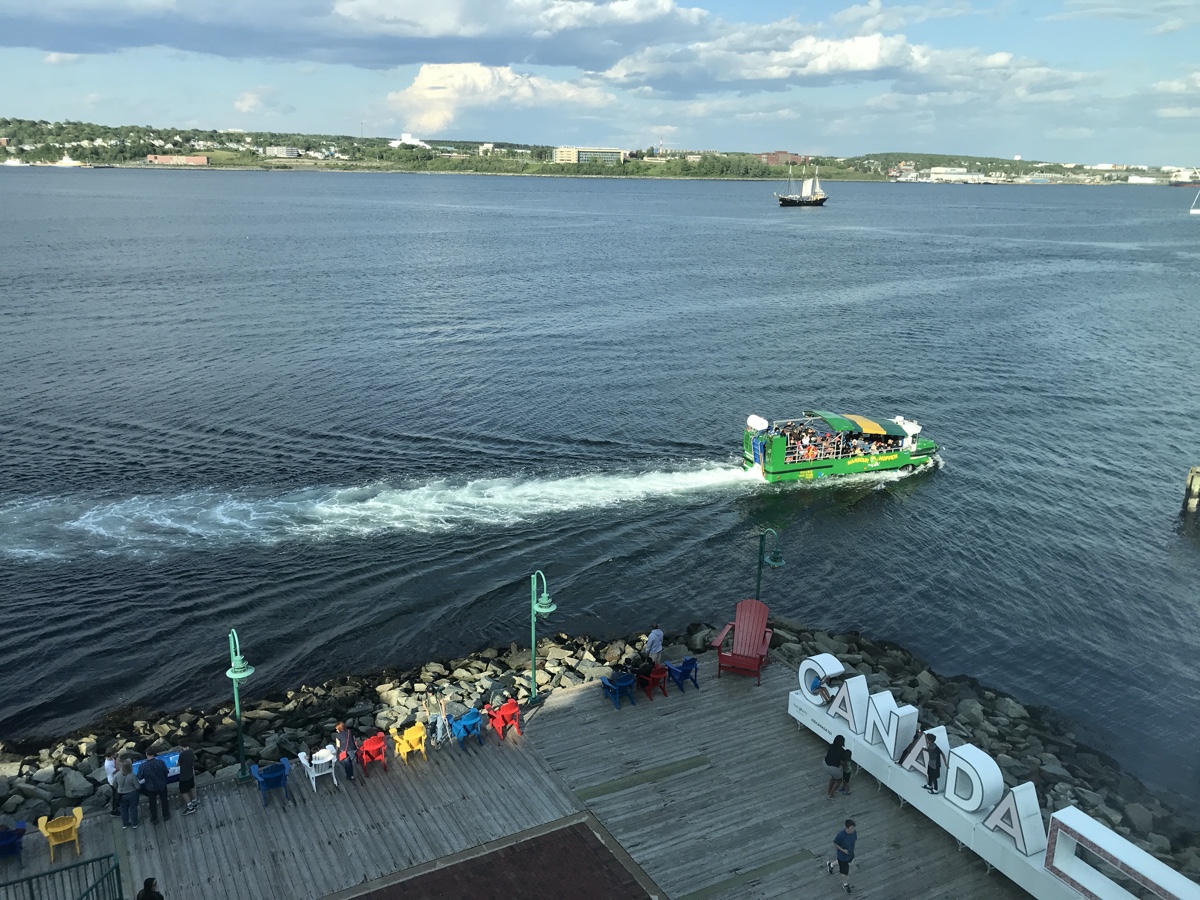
[{"xmin": 1, "ymin": 168, "xmax": 1198, "ymax": 810}]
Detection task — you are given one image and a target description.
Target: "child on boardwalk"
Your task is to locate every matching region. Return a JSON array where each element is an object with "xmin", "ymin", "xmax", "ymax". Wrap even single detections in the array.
[
  {"xmin": 826, "ymin": 818, "xmax": 857, "ymax": 893},
  {"xmin": 840, "ymin": 750, "xmax": 853, "ymax": 795}
]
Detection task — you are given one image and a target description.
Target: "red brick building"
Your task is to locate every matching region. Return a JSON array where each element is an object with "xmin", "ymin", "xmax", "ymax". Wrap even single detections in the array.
[{"xmin": 757, "ymin": 151, "xmax": 810, "ymax": 166}]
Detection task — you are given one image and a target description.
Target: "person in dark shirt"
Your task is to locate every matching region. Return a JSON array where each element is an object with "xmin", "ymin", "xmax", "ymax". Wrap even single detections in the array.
[
  {"xmin": 824, "ymin": 735, "xmax": 848, "ymax": 800},
  {"xmin": 826, "ymin": 819, "xmax": 857, "ymax": 893},
  {"xmin": 923, "ymin": 733, "xmax": 944, "ymax": 793},
  {"xmin": 177, "ymin": 739, "xmax": 198, "ymax": 815},
  {"xmin": 136, "ymin": 876, "xmax": 164, "ymax": 900},
  {"xmin": 333, "ymin": 722, "xmax": 358, "ymax": 783},
  {"xmin": 139, "ymin": 750, "xmax": 170, "ymax": 823}
]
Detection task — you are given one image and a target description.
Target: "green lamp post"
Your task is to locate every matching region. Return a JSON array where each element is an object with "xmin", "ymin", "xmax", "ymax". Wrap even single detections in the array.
[
  {"xmin": 529, "ymin": 570, "xmax": 557, "ymax": 705},
  {"xmin": 225, "ymin": 629, "xmax": 255, "ymax": 784},
  {"xmin": 754, "ymin": 528, "xmax": 786, "ymax": 602}
]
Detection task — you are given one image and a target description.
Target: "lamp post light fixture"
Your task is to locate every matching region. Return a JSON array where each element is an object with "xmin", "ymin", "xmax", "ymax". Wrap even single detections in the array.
[
  {"xmin": 529, "ymin": 570, "xmax": 557, "ymax": 705},
  {"xmin": 754, "ymin": 527, "xmax": 785, "ymax": 603},
  {"xmin": 225, "ymin": 629, "xmax": 255, "ymax": 784}
]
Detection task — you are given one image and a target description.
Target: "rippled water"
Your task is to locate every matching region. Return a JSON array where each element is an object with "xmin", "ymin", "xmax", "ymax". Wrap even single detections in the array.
[{"xmin": 2, "ymin": 169, "xmax": 1198, "ymax": 809}]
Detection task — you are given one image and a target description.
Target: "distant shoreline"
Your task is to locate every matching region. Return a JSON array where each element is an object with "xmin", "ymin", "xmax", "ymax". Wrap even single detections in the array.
[{"xmin": 8, "ymin": 164, "xmax": 1153, "ymax": 185}]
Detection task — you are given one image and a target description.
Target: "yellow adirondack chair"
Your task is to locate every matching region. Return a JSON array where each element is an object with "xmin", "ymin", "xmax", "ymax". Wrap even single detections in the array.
[
  {"xmin": 37, "ymin": 807, "xmax": 83, "ymax": 862},
  {"xmin": 389, "ymin": 722, "xmax": 427, "ymax": 764}
]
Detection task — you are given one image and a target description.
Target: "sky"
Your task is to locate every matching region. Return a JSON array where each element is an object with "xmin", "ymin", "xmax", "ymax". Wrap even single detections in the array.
[{"xmin": 0, "ymin": 0, "xmax": 1197, "ymax": 164}]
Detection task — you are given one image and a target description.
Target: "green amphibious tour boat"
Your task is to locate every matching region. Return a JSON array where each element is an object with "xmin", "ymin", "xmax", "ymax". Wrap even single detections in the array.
[{"xmin": 743, "ymin": 411, "xmax": 938, "ymax": 483}]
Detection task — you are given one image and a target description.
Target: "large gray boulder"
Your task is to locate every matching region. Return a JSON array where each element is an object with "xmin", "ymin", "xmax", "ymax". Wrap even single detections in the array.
[{"xmin": 63, "ymin": 769, "xmax": 93, "ymax": 799}]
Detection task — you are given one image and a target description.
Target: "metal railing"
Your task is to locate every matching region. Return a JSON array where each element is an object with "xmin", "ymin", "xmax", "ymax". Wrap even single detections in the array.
[{"xmin": 0, "ymin": 855, "xmax": 122, "ymax": 900}]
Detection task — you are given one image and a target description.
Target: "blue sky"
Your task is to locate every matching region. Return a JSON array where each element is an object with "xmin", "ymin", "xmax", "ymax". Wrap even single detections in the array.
[{"xmin": 1, "ymin": 0, "xmax": 1197, "ymax": 163}]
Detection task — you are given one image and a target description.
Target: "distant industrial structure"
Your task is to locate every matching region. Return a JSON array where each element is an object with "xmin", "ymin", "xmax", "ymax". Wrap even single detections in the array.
[
  {"xmin": 264, "ymin": 146, "xmax": 300, "ymax": 158},
  {"xmin": 553, "ymin": 146, "xmax": 624, "ymax": 165},
  {"xmin": 388, "ymin": 133, "xmax": 430, "ymax": 150},
  {"xmin": 146, "ymin": 154, "xmax": 208, "ymax": 165}
]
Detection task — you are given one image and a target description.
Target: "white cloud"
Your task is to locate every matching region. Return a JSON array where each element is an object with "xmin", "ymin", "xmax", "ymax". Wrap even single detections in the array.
[
  {"xmin": 1153, "ymin": 72, "xmax": 1200, "ymax": 94},
  {"xmin": 1045, "ymin": 0, "xmax": 1200, "ymax": 33},
  {"xmin": 1047, "ymin": 127, "xmax": 1094, "ymax": 140},
  {"xmin": 387, "ymin": 63, "xmax": 612, "ymax": 133},
  {"xmin": 1157, "ymin": 107, "xmax": 1200, "ymax": 118},
  {"xmin": 331, "ymin": 0, "xmax": 706, "ymax": 38},
  {"xmin": 42, "ymin": 52, "xmax": 81, "ymax": 64},
  {"xmin": 234, "ymin": 91, "xmax": 262, "ymax": 114},
  {"xmin": 832, "ymin": 0, "xmax": 973, "ymax": 35}
]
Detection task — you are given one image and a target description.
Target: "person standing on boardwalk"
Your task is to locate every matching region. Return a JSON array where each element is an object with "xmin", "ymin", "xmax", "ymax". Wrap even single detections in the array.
[
  {"xmin": 645, "ymin": 624, "xmax": 664, "ymax": 664},
  {"xmin": 826, "ymin": 819, "xmax": 857, "ymax": 893},
  {"xmin": 104, "ymin": 750, "xmax": 120, "ymax": 817},
  {"xmin": 923, "ymin": 733, "xmax": 944, "ymax": 793},
  {"xmin": 115, "ymin": 758, "xmax": 141, "ymax": 829},
  {"xmin": 136, "ymin": 876, "xmax": 165, "ymax": 900},
  {"xmin": 177, "ymin": 739, "xmax": 198, "ymax": 815},
  {"xmin": 333, "ymin": 722, "xmax": 358, "ymax": 783},
  {"xmin": 139, "ymin": 749, "xmax": 170, "ymax": 823},
  {"xmin": 825, "ymin": 735, "xmax": 848, "ymax": 800}
]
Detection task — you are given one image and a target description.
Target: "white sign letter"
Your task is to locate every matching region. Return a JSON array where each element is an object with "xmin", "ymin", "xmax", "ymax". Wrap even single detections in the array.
[
  {"xmin": 863, "ymin": 690, "xmax": 918, "ymax": 761},
  {"xmin": 982, "ymin": 783, "xmax": 1047, "ymax": 856},
  {"xmin": 946, "ymin": 745, "xmax": 1004, "ymax": 814},
  {"xmin": 827, "ymin": 674, "xmax": 870, "ymax": 735}
]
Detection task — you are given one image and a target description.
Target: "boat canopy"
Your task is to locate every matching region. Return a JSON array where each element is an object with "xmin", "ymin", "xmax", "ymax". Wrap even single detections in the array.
[{"xmin": 807, "ymin": 411, "xmax": 909, "ymax": 437}]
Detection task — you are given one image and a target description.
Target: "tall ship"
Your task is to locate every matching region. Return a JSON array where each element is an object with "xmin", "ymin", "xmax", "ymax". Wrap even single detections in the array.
[
  {"xmin": 775, "ymin": 166, "xmax": 827, "ymax": 207},
  {"xmin": 743, "ymin": 411, "xmax": 938, "ymax": 483}
]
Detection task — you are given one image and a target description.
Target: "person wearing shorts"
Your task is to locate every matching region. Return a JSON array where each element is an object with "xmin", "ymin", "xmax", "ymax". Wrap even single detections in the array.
[
  {"xmin": 826, "ymin": 819, "xmax": 857, "ymax": 893},
  {"xmin": 825, "ymin": 735, "xmax": 848, "ymax": 799},
  {"xmin": 177, "ymin": 738, "xmax": 198, "ymax": 814}
]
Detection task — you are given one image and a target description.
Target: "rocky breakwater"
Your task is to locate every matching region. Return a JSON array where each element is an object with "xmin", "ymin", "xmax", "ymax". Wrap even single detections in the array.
[
  {"xmin": 768, "ymin": 619, "xmax": 1200, "ymax": 885},
  {"xmin": 0, "ymin": 626, "xmax": 715, "ymax": 829},
  {"xmin": 2, "ymin": 619, "xmax": 1196, "ymax": 888}
]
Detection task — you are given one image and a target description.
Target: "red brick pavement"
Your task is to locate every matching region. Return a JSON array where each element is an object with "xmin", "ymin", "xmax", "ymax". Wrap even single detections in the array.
[{"xmin": 358, "ymin": 822, "xmax": 652, "ymax": 900}]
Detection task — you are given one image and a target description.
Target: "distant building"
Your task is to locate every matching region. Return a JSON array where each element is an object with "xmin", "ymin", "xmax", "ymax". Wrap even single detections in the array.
[
  {"xmin": 264, "ymin": 146, "xmax": 300, "ymax": 158},
  {"xmin": 1127, "ymin": 175, "xmax": 1157, "ymax": 184},
  {"xmin": 0, "ymin": 137, "xmax": 9, "ymax": 147},
  {"xmin": 554, "ymin": 146, "xmax": 624, "ymax": 165},
  {"xmin": 146, "ymin": 155, "xmax": 208, "ymax": 165},
  {"xmin": 757, "ymin": 151, "xmax": 808, "ymax": 166},
  {"xmin": 478, "ymin": 143, "xmax": 495, "ymax": 156},
  {"xmin": 388, "ymin": 133, "xmax": 430, "ymax": 150}
]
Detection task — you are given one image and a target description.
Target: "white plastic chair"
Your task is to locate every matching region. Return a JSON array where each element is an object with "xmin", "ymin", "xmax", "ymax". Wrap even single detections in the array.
[{"xmin": 297, "ymin": 747, "xmax": 338, "ymax": 791}]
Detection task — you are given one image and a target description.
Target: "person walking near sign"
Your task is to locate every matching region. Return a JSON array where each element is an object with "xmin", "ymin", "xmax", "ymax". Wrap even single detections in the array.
[
  {"xmin": 333, "ymin": 722, "xmax": 358, "ymax": 783},
  {"xmin": 645, "ymin": 624, "xmax": 664, "ymax": 664},
  {"xmin": 923, "ymin": 733, "xmax": 944, "ymax": 793},
  {"xmin": 826, "ymin": 818, "xmax": 857, "ymax": 893},
  {"xmin": 140, "ymin": 749, "xmax": 170, "ymax": 823}
]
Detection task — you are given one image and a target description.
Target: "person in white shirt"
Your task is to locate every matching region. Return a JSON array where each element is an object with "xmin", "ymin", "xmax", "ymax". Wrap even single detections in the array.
[
  {"xmin": 645, "ymin": 624, "xmax": 664, "ymax": 663},
  {"xmin": 104, "ymin": 751, "xmax": 120, "ymax": 817}
]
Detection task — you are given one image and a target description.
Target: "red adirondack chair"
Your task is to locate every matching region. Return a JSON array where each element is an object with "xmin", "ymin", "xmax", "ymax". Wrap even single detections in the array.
[
  {"xmin": 637, "ymin": 664, "xmax": 670, "ymax": 700},
  {"xmin": 483, "ymin": 698, "xmax": 522, "ymax": 739},
  {"xmin": 356, "ymin": 731, "xmax": 388, "ymax": 777},
  {"xmin": 710, "ymin": 598, "xmax": 773, "ymax": 684}
]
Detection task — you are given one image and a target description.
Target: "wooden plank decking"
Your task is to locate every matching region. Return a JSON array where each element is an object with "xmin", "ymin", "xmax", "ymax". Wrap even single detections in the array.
[
  {"xmin": 5, "ymin": 656, "xmax": 1033, "ymax": 899},
  {"xmin": 528, "ymin": 656, "xmax": 1031, "ymax": 900}
]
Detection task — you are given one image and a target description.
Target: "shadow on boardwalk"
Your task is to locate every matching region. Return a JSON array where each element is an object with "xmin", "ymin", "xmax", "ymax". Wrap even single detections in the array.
[{"xmin": 3, "ymin": 657, "xmax": 1029, "ymax": 899}]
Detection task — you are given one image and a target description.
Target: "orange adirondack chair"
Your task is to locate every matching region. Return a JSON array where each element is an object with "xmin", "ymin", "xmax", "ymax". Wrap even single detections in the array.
[
  {"xmin": 710, "ymin": 598, "xmax": 773, "ymax": 684},
  {"xmin": 356, "ymin": 731, "xmax": 388, "ymax": 777}
]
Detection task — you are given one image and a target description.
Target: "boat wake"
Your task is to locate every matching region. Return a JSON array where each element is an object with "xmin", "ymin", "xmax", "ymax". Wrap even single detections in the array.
[{"xmin": 0, "ymin": 464, "xmax": 761, "ymax": 558}]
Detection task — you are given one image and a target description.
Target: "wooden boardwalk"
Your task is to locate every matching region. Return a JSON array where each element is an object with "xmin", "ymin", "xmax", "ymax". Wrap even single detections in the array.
[
  {"xmin": 530, "ymin": 657, "xmax": 1030, "ymax": 899},
  {"xmin": 4, "ymin": 656, "xmax": 1032, "ymax": 899}
]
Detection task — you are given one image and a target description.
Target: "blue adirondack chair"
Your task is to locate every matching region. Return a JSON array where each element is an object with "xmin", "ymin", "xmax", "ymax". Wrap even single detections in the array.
[
  {"xmin": 449, "ymin": 708, "xmax": 485, "ymax": 749},
  {"xmin": 250, "ymin": 758, "xmax": 292, "ymax": 807},
  {"xmin": 666, "ymin": 657, "xmax": 700, "ymax": 692},
  {"xmin": 0, "ymin": 821, "xmax": 26, "ymax": 868},
  {"xmin": 451, "ymin": 708, "xmax": 485, "ymax": 748},
  {"xmin": 600, "ymin": 673, "xmax": 637, "ymax": 710}
]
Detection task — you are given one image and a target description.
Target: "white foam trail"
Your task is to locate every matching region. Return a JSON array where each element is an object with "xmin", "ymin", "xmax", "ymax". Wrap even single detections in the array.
[{"xmin": 0, "ymin": 464, "xmax": 761, "ymax": 554}]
